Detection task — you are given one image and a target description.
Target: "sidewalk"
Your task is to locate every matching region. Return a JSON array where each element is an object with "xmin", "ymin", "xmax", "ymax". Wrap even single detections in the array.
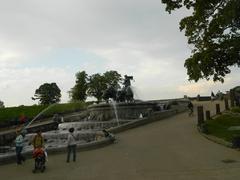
[{"xmin": 1, "ymin": 112, "xmax": 240, "ymax": 180}]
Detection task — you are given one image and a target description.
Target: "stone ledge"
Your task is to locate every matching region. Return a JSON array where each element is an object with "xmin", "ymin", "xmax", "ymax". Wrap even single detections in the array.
[{"xmin": 108, "ymin": 108, "xmax": 187, "ymax": 134}]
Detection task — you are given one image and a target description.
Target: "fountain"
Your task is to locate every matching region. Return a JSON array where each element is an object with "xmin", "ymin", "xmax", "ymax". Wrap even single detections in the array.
[{"xmin": 0, "ymin": 74, "xmax": 189, "ymax": 163}]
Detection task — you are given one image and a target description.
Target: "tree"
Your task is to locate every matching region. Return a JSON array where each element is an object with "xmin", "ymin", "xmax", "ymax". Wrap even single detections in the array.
[
  {"xmin": 87, "ymin": 73, "xmax": 107, "ymax": 102},
  {"xmin": 162, "ymin": 0, "xmax": 240, "ymax": 82},
  {"xmin": 69, "ymin": 71, "xmax": 88, "ymax": 102},
  {"xmin": 0, "ymin": 100, "xmax": 4, "ymax": 108},
  {"xmin": 103, "ymin": 70, "xmax": 122, "ymax": 89},
  {"xmin": 32, "ymin": 83, "xmax": 61, "ymax": 105}
]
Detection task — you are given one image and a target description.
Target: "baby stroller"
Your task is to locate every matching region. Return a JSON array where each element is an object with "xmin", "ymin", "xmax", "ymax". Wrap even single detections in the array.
[{"xmin": 32, "ymin": 148, "xmax": 46, "ymax": 173}]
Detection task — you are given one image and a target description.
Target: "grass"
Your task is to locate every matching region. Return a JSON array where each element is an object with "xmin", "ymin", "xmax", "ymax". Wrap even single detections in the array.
[
  {"xmin": 0, "ymin": 102, "xmax": 89, "ymax": 123},
  {"xmin": 206, "ymin": 108, "xmax": 240, "ymax": 142}
]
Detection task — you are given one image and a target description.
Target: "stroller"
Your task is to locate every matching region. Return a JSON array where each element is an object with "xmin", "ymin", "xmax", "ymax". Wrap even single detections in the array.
[{"xmin": 32, "ymin": 148, "xmax": 46, "ymax": 173}]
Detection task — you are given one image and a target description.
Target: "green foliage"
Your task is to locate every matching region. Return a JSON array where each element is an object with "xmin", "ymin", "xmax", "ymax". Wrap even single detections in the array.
[
  {"xmin": 206, "ymin": 113, "xmax": 240, "ymax": 141},
  {"xmin": 87, "ymin": 73, "xmax": 107, "ymax": 102},
  {"xmin": 72, "ymin": 70, "xmax": 123, "ymax": 102},
  {"xmin": 0, "ymin": 102, "xmax": 87, "ymax": 123},
  {"xmin": 103, "ymin": 70, "xmax": 122, "ymax": 89},
  {"xmin": 162, "ymin": 0, "xmax": 240, "ymax": 82},
  {"xmin": 231, "ymin": 107, "xmax": 240, "ymax": 113},
  {"xmin": 69, "ymin": 71, "xmax": 88, "ymax": 102},
  {"xmin": 33, "ymin": 83, "xmax": 61, "ymax": 105}
]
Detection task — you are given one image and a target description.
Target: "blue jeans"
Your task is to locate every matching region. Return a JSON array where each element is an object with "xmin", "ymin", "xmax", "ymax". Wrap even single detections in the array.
[
  {"xmin": 67, "ymin": 145, "xmax": 76, "ymax": 162},
  {"xmin": 16, "ymin": 146, "xmax": 25, "ymax": 164}
]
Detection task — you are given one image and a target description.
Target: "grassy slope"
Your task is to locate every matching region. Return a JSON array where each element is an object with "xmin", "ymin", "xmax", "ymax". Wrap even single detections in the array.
[
  {"xmin": 0, "ymin": 102, "xmax": 88, "ymax": 122},
  {"xmin": 206, "ymin": 108, "xmax": 240, "ymax": 142}
]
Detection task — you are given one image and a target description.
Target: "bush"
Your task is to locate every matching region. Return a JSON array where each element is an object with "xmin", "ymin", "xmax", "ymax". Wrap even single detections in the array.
[{"xmin": 231, "ymin": 107, "xmax": 240, "ymax": 113}]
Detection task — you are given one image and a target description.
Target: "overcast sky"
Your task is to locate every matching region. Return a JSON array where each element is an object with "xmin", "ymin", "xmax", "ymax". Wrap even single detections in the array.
[{"xmin": 0, "ymin": 0, "xmax": 239, "ymax": 107}]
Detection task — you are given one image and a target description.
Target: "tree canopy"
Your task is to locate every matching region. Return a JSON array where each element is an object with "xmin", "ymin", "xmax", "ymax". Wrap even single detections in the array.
[
  {"xmin": 70, "ymin": 70, "xmax": 123, "ymax": 102},
  {"xmin": 69, "ymin": 71, "xmax": 88, "ymax": 102},
  {"xmin": 162, "ymin": 0, "xmax": 240, "ymax": 82},
  {"xmin": 32, "ymin": 83, "xmax": 61, "ymax": 105},
  {"xmin": 87, "ymin": 73, "xmax": 107, "ymax": 102}
]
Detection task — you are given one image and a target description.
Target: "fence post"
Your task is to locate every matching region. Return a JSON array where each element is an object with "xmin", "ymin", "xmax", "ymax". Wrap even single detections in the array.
[
  {"xmin": 230, "ymin": 89, "xmax": 235, "ymax": 107},
  {"xmin": 197, "ymin": 106, "xmax": 204, "ymax": 126},
  {"xmin": 216, "ymin": 104, "xmax": 220, "ymax": 114}
]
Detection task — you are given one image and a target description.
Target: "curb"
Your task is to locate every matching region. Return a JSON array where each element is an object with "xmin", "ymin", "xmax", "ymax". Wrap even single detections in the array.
[{"xmin": 197, "ymin": 127, "xmax": 233, "ymax": 148}]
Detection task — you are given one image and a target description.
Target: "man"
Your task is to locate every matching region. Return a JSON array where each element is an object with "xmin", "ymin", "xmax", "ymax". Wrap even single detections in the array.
[
  {"xmin": 66, "ymin": 128, "xmax": 77, "ymax": 163},
  {"xmin": 188, "ymin": 101, "xmax": 194, "ymax": 116},
  {"xmin": 15, "ymin": 129, "xmax": 25, "ymax": 164}
]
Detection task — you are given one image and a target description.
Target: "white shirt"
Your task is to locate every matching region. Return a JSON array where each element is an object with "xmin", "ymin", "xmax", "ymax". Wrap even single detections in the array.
[{"xmin": 67, "ymin": 133, "xmax": 77, "ymax": 146}]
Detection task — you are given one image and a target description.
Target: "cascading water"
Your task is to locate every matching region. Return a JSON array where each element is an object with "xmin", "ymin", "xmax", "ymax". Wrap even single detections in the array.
[
  {"xmin": 109, "ymin": 99, "xmax": 119, "ymax": 126},
  {"xmin": 24, "ymin": 103, "xmax": 57, "ymax": 129}
]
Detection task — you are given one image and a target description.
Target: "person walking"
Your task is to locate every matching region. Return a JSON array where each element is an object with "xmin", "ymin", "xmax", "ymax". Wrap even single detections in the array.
[
  {"xmin": 15, "ymin": 129, "xmax": 25, "ymax": 165},
  {"xmin": 188, "ymin": 101, "xmax": 194, "ymax": 116},
  {"xmin": 66, "ymin": 128, "xmax": 77, "ymax": 163}
]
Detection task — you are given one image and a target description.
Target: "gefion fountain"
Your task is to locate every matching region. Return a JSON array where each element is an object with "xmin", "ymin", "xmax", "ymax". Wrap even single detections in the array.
[{"xmin": 0, "ymin": 75, "xmax": 187, "ymax": 163}]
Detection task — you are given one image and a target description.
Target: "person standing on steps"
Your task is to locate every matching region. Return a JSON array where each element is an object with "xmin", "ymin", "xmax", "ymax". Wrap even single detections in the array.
[{"xmin": 66, "ymin": 127, "xmax": 77, "ymax": 163}]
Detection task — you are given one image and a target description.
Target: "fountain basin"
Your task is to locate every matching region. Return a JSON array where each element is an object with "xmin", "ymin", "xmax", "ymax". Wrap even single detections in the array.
[{"xmin": 88, "ymin": 101, "xmax": 159, "ymax": 121}]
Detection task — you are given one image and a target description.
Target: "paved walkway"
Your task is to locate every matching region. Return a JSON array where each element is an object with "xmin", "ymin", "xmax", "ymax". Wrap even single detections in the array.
[{"xmin": 1, "ymin": 112, "xmax": 240, "ymax": 180}]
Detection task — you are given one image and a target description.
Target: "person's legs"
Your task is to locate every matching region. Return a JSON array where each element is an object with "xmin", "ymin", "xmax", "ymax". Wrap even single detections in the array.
[
  {"xmin": 19, "ymin": 146, "xmax": 25, "ymax": 162},
  {"xmin": 16, "ymin": 146, "xmax": 22, "ymax": 164},
  {"xmin": 72, "ymin": 145, "xmax": 76, "ymax": 162},
  {"xmin": 66, "ymin": 146, "xmax": 72, "ymax": 162}
]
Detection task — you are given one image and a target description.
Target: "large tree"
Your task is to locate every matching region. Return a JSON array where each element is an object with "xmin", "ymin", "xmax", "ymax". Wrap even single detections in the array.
[
  {"xmin": 103, "ymin": 70, "xmax": 122, "ymax": 89},
  {"xmin": 87, "ymin": 73, "xmax": 107, "ymax": 102},
  {"xmin": 32, "ymin": 83, "xmax": 61, "ymax": 105},
  {"xmin": 69, "ymin": 71, "xmax": 88, "ymax": 102},
  {"xmin": 162, "ymin": 0, "xmax": 240, "ymax": 82}
]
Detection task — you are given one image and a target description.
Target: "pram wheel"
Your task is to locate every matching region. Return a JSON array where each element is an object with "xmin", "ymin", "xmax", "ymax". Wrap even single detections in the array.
[{"xmin": 41, "ymin": 166, "xmax": 45, "ymax": 173}]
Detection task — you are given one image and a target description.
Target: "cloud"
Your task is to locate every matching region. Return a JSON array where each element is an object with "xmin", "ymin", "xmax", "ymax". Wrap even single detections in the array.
[
  {"xmin": 0, "ymin": 66, "xmax": 75, "ymax": 106},
  {"xmin": 0, "ymin": 0, "xmax": 238, "ymax": 106}
]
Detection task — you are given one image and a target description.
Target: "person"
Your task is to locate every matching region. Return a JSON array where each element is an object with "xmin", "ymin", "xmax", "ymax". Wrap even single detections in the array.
[
  {"xmin": 15, "ymin": 129, "xmax": 25, "ymax": 164},
  {"xmin": 32, "ymin": 130, "xmax": 44, "ymax": 149},
  {"xmin": 66, "ymin": 127, "xmax": 77, "ymax": 163},
  {"xmin": 102, "ymin": 129, "xmax": 115, "ymax": 142},
  {"xmin": 188, "ymin": 101, "xmax": 194, "ymax": 116}
]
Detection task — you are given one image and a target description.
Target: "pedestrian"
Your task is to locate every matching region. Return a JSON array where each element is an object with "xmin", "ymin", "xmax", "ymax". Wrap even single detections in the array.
[
  {"xmin": 188, "ymin": 101, "xmax": 194, "ymax": 116},
  {"xmin": 102, "ymin": 129, "xmax": 115, "ymax": 142},
  {"xmin": 15, "ymin": 129, "xmax": 25, "ymax": 165},
  {"xmin": 66, "ymin": 127, "xmax": 77, "ymax": 163}
]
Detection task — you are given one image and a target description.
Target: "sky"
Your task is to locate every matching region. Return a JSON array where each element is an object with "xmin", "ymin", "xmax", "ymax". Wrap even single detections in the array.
[{"xmin": 0, "ymin": 0, "xmax": 239, "ymax": 107}]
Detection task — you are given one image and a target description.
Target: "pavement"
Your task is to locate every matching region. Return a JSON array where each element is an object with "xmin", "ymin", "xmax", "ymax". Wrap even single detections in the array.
[{"xmin": 1, "ymin": 107, "xmax": 240, "ymax": 179}]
